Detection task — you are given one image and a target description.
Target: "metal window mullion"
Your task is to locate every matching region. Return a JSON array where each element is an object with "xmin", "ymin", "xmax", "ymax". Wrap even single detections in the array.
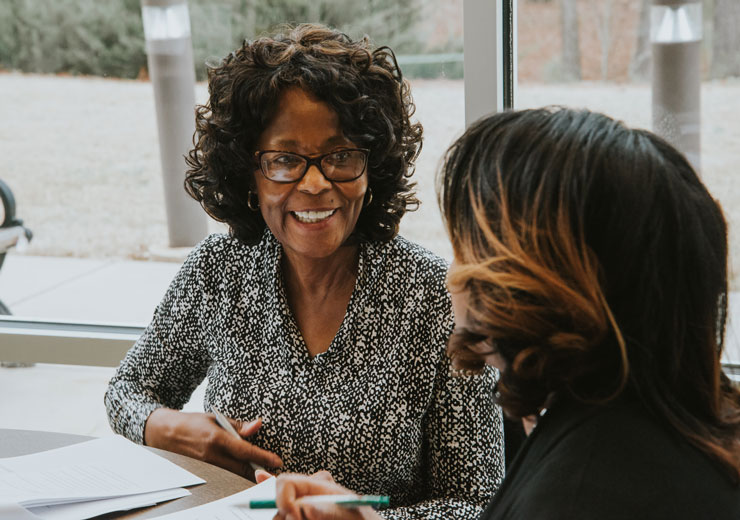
[
  {"xmin": 463, "ymin": 0, "xmax": 517, "ymax": 127},
  {"xmin": 0, "ymin": 318, "xmax": 143, "ymax": 367}
]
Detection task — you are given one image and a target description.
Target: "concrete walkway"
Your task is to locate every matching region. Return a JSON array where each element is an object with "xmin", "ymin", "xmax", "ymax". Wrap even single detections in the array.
[{"xmin": 0, "ymin": 253, "xmax": 738, "ymax": 438}]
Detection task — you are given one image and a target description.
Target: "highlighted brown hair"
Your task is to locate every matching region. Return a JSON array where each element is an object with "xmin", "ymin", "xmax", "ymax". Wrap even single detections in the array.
[{"xmin": 439, "ymin": 107, "xmax": 740, "ymax": 482}]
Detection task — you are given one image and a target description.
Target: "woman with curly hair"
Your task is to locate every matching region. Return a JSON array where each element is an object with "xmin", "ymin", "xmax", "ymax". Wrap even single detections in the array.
[
  {"xmin": 271, "ymin": 108, "xmax": 740, "ymax": 519},
  {"xmin": 105, "ymin": 23, "xmax": 503, "ymax": 518}
]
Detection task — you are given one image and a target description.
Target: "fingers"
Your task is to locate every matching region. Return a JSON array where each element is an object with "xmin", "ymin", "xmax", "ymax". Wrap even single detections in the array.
[
  {"xmin": 225, "ymin": 437, "xmax": 282, "ymax": 469},
  {"xmin": 275, "ymin": 474, "xmax": 357, "ymax": 520},
  {"xmin": 229, "ymin": 416, "xmax": 262, "ymax": 437},
  {"xmin": 302, "ymin": 504, "xmax": 372, "ymax": 520},
  {"xmin": 216, "ymin": 415, "xmax": 282, "ymax": 469},
  {"xmin": 255, "ymin": 469, "xmax": 274, "ymax": 483},
  {"xmin": 311, "ymin": 470, "xmax": 335, "ymax": 483}
]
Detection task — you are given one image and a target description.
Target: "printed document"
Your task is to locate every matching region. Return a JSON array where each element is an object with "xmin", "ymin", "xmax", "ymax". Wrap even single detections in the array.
[{"xmin": 0, "ymin": 436, "xmax": 204, "ymax": 519}]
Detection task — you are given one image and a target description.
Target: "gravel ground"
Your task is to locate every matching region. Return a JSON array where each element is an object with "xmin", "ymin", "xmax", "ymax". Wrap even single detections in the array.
[{"xmin": 2, "ymin": 72, "xmax": 739, "ymax": 283}]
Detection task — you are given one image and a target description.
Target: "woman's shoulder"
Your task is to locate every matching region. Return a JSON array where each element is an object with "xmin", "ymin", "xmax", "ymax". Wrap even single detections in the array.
[
  {"xmin": 494, "ymin": 399, "xmax": 740, "ymax": 519},
  {"xmin": 372, "ymin": 235, "xmax": 449, "ymax": 283},
  {"xmin": 187, "ymin": 232, "xmax": 274, "ymax": 265}
]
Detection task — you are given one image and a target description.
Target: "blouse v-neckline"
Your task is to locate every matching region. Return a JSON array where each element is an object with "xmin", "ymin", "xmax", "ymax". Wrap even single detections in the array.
[{"xmin": 266, "ymin": 232, "xmax": 372, "ymax": 366}]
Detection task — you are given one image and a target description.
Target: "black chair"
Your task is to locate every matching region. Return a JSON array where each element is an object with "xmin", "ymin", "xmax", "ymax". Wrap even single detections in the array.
[{"xmin": 0, "ymin": 178, "xmax": 33, "ymax": 315}]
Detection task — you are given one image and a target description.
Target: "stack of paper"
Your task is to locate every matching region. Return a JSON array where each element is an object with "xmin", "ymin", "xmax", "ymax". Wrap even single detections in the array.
[
  {"xmin": 151, "ymin": 478, "xmax": 276, "ymax": 519},
  {"xmin": 0, "ymin": 436, "xmax": 204, "ymax": 519}
]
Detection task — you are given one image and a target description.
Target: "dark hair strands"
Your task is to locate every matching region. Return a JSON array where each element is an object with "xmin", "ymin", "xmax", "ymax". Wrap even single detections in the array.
[
  {"xmin": 439, "ymin": 107, "xmax": 740, "ymax": 483},
  {"xmin": 185, "ymin": 23, "xmax": 421, "ymax": 244}
]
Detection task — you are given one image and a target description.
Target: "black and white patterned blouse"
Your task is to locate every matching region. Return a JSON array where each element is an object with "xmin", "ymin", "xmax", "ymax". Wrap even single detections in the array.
[{"xmin": 105, "ymin": 230, "xmax": 504, "ymax": 519}]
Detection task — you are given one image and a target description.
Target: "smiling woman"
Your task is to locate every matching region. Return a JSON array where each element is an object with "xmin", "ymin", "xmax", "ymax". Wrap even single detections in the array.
[
  {"xmin": 104, "ymin": 23, "xmax": 505, "ymax": 519},
  {"xmin": 252, "ymin": 88, "xmax": 369, "ymax": 264}
]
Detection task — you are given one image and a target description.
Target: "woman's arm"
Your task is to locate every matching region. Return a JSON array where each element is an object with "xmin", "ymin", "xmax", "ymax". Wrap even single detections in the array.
[
  {"xmin": 103, "ymin": 238, "xmax": 282, "ymax": 476},
  {"xmin": 104, "ymin": 245, "xmax": 211, "ymax": 443}
]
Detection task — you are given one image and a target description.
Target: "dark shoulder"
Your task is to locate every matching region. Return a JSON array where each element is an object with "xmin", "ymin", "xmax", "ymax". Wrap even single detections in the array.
[{"xmin": 486, "ymin": 400, "xmax": 740, "ymax": 520}]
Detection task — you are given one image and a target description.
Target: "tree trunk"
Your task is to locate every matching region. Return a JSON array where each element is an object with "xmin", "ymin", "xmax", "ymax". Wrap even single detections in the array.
[
  {"xmin": 711, "ymin": 0, "xmax": 740, "ymax": 78},
  {"xmin": 561, "ymin": 0, "xmax": 581, "ymax": 81},
  {"xmin": 629, "ymin": 0, "xmax": 651, "ymax": 80}
]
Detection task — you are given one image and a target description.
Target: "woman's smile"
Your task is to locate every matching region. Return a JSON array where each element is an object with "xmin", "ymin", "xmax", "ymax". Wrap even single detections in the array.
[{"xmin": 291, "ymin": 208, "xmax": 338, "ymax": 224}]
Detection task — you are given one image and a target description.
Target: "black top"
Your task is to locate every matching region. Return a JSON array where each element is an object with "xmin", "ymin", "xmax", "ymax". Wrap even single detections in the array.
[{"xmin": 482, "ymin": 397, "xmax": 740, "ymax": 520}]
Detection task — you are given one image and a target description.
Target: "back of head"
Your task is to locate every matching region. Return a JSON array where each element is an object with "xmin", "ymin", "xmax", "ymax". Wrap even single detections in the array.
[{"xmin": 439, "ymin": 107, "xmax": 740, "ymax": 482}]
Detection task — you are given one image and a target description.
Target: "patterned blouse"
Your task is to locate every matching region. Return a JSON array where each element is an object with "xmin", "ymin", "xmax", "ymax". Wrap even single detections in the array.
[{"xmin": 105, "ymin": 231, "xmax": 504, "ymax": 519}]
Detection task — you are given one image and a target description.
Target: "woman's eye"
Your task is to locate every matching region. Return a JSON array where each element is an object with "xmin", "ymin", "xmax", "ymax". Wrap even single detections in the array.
[
  {"xmin": 274, "ymin": 154, "xmax": 301, "ymax": 167},
  {"xmin": 328, "ymin": 151, "xmax": 351, "ymax": 164}
]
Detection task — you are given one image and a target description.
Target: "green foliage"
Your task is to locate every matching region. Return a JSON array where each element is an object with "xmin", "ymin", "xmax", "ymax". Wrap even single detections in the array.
[
  {"xmin": 0, "ymin": 0, "xmax": 146, "ymax": 78},
  {"xmin": 0, "ymin": 0, "xmax": 455, "ymax": 80},
  {"xmin": 188, "ymin": 0, "xmax": 426, "ymax": 79}
]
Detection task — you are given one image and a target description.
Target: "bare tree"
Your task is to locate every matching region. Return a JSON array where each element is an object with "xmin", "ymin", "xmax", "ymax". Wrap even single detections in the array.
[
  {"xmin": 561, "ymin": 0, "xmax": 581, "ymax": 80},
  {"xmin": 711, "ymin": 0, "xmax": 740, "ymax": 78},
  {"xmin": 629, "ymin": 0, "xmax": 651, "ymax": 80}
]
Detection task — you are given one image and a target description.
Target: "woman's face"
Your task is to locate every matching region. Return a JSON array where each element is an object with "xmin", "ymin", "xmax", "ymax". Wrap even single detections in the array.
[
  {"xmin": 448, "ymin": 259, "xmax": 507, "ymax": 371},
  {"xmin": 254, "ymin": 88, "xmax": 368, "ymax": 260}
]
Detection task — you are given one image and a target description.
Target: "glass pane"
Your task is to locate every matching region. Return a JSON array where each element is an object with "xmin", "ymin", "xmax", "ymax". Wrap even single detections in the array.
[
  {"xmin": 0, "ymin": 0, "xmax": 464, "ymax": 435},
  {"xmin": 516, "ymin": 0, "xmax": 740, "ymax": 365},
  {"xmin": 0, "ymin": 0, "xmax": 462, "ymax": 326}
]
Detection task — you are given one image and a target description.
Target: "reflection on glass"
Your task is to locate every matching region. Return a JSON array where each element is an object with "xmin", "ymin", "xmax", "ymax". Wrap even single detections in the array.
[
  {"xmin": 141, "ymin": 3, "xmax": 191, "ymax": 41},
  {"xmin": 650, "ymin": 3, "xmax": 702, "ymax": 43},
  {"xmin": 0, "ymin": 0, "xmax": 463, "ymax": 323}
]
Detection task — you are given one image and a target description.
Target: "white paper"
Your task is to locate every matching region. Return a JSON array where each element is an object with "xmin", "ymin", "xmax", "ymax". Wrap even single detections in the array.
[
  {"xmin": 0, "ymin": 502, "xmax": 43, "ymax": 520},
  {"xmin": 28, "ymin": 487, "xmax": 190, "ymax": 520},
  {"xmin": 0, "ymin": 436, "xmax": 203, "ymax": 509},
  {"xmin": 151, "ymin": 478, "xmax": 277, "ymax": 520}
]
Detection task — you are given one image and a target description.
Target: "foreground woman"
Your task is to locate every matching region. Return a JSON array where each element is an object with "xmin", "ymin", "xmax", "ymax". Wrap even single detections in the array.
[
  {"xmin": 272, "ymin": 108, "xmax": 740, "ymax": 519},
  {"xmin": 104, "ymin": 24, "xmax": 503, "ymax": 518}
]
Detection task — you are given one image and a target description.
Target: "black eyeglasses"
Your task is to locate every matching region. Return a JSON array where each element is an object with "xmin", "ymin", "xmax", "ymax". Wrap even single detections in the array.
[{"xmin": 255, "ymin": 148, "xmax": 369, "ymax": 183}]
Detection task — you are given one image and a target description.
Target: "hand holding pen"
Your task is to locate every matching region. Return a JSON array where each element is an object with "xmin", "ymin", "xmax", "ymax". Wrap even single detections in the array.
[
  {"xmin": 269, "ymin": 473, "xmax": 385, "ymax": 520},
  {"xmin": 143, "ymin": 407, "xmax": 282, "ymax": 480},
  {"xmin": 211, "ymin": 407, "xmax": 281, "ymax": 479}
]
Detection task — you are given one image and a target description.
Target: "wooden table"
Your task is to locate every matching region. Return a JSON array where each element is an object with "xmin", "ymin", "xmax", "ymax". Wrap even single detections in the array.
[{"xmin": 0, "ymin": 428, "xmax": 254, "ymax": 519}]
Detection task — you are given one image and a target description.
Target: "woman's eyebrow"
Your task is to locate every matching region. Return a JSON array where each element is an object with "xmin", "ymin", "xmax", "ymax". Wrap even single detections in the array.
[{"xmin": 266, "ymin": 136, "xmax": 351, "ymax": 150}]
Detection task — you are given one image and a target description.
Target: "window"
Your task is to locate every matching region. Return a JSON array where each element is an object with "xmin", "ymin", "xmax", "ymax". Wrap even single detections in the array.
[
  {"xmin": 516, "ymin": 0, "xmax": 740, "ymax": 371},
  {"xmin": 0, "ymin": 0, "xmax": 468, "ymax": 365}
]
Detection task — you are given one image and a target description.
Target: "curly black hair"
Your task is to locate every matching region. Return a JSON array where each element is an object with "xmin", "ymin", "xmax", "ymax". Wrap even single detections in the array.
[{"xmin": 185, "ymin": 23, "xmax": 422, "ymax": 244}]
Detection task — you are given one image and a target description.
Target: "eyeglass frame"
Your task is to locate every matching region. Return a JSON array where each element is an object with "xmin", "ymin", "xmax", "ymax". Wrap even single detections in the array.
[{"xmin": 254, "ymin": 148, "xmax": 370, "ymax": 184}]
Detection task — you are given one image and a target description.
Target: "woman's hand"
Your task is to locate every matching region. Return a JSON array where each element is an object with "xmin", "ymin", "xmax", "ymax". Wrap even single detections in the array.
[
  {"xmin": 274, "ymin": 473, "xmax": 382, "ymax": 520},
  {"xmin": 143, "ymin": 408, "xmax": 282, "ymax": 479}
]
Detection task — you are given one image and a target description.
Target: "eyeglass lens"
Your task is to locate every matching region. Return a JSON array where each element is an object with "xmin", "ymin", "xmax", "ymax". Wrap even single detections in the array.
[{"xmin": 260, "ymin": 150, "xmax": 366, "ymax": 182}]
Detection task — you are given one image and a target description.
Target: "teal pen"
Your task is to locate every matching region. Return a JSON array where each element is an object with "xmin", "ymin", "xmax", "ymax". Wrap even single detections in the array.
[{"xmin": 246, "ymin": 494, "xmax": 390, "ymax": 510}]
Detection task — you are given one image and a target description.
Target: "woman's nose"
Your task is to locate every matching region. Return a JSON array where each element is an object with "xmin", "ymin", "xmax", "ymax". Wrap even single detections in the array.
[{"xmin": 297, "ymin": 164, "xmax": 332, "ymax": 194}]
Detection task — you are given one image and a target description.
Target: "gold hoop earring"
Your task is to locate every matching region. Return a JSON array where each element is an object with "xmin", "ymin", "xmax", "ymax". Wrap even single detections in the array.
[
  {"xmin": 364, "ymin": 188, "xmax": 373, "ymax": 207},
  {"xmin": 247, "ymin": 190, "xmax": 259, "ymax": 211}
]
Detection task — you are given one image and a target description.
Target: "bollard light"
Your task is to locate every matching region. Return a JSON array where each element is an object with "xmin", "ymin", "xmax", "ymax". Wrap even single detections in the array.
[
  {"xmin": 651, "ymin": 0, "xmax": 702, "ymax": 169},
  {"xmin": 141, "ymin": 0, "xmax": 208, "ymax": 248}
]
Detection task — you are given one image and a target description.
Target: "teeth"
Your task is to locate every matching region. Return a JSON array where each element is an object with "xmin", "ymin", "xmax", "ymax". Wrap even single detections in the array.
[{"xmin": 293, "ymin": 209, "xmax": 336, "ymax": 223}]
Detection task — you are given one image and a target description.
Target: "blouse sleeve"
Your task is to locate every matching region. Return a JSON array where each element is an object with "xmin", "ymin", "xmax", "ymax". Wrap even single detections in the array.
[
  {"xmin": 380, "ymin": 360, "xmax": 504, "ymax": 519},
  {"xmin": 104, "ymin": 243, "xmax": 213, "ymax": 444}
]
